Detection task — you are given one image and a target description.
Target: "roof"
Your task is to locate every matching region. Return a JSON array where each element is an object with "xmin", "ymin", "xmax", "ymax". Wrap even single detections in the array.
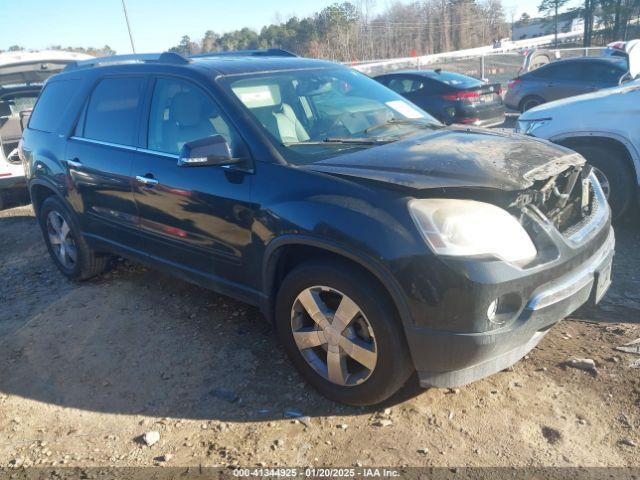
[
  {"xmin": 191, "ymin": 55, "xmax": 339, "ymax": 76},
  {"xmin": 60, "ymin": 51, "xmax": 341, "ymax": 78},
  {"xmin": 375, "ymin": 69, "xmax": 478, "ymax": 81},
  {"xmin": 379, "ymin": 69, "xmax": 471, "ymax": 76},
  {"xmin": 552, "ymin": 56, "xmax": 627, "ymax": 66}
]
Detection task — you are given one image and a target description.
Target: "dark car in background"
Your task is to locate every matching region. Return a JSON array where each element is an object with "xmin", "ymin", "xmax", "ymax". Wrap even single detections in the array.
[
  {"xmin": 21, "ymin": 52, "xmax": 613, "ymax": 406},
  {"xmin": 374, "ymin": 70, "xmax": 505, "ymax": 127},
  {"xmin": 505, "ymin": 56, "xmax": 628, "ymax": 112}
]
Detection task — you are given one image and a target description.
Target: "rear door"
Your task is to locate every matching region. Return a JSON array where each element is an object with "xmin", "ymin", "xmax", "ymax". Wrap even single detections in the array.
[
  {"xmin": 530, "ymin": 61, "xmax": 588, "ymax": 100},
  {"xmin": 66, "ymin": 75, "xmax": 147, "ymax": 246},
  {"xmin": 131, "ymin": 75, "xmax": 255, "ymax": 297}
]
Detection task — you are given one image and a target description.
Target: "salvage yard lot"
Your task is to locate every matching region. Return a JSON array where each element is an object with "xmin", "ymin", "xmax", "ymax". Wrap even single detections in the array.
[{"xmin": 1, "ymin": 203, "xmax": 639, "ymax": 469}]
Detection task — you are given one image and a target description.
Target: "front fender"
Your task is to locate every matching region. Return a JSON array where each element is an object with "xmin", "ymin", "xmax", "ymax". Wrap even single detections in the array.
[
  {"xmin": 260, "ymin": 233, "xmax": 415, "ymax": 328},
  {"xmin": 549, "ymin": 131, "xmax": 640, "ymax": 183}
]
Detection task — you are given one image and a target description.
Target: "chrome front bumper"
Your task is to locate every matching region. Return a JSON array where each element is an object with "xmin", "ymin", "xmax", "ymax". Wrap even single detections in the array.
[{"xmin": 527, "ymin": 227, "xmax": 615, "ymax": 311}]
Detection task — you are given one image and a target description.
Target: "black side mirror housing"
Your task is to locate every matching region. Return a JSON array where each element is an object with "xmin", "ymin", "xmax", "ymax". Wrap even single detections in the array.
[{"xmin": 178, "ymin": 134, "xmax": 239, "ymax": 167}]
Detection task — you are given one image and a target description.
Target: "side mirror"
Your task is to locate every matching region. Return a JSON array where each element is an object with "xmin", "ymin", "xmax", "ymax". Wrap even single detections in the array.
[{"xmin": 178, "ymin": 134, "xmax": 239, "ymax": 167}]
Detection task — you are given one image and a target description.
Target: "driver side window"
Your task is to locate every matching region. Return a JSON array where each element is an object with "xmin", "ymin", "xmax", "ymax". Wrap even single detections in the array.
[{"xmin": 148, "ymin": 78, "xmax": 239, "ymax": 155}]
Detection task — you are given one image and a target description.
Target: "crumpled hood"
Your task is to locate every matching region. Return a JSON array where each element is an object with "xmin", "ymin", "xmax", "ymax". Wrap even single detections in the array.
[{"xmin": 306, "ymin": 127, "xmax": 585, "ymax": 191}]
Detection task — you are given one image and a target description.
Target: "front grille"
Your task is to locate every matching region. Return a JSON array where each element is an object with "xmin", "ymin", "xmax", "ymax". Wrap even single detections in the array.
[
  {"xmin": 562, "ymin": 190, "xmax": 600, "ymax": 238},
  {"xmin": 532, "ymin": 166, "xmax": 595, "ymax": 234},
  {"xmin": 515, "ymin": 166, "xmax": 606, "ymax": 245}
]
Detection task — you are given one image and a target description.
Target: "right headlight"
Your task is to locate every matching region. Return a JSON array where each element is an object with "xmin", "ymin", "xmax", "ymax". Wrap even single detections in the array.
[
  {"xmin": 408, "ymin": 198, "xmax": 537, "ymax": 264},
  {"xmin": 516, "ymin": 117, "xmax": 552, "ymax": 135}
]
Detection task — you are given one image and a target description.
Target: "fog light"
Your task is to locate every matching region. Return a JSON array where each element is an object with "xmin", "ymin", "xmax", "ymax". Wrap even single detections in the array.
[{"xmin": 487, "ymin": 299, "xmax": 498, "ymax": 321}]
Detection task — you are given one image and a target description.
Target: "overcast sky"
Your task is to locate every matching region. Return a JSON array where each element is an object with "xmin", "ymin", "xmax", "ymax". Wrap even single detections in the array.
[{"xmin": 2, "ymin": 0, "xmax": 580, "ymax": 54}]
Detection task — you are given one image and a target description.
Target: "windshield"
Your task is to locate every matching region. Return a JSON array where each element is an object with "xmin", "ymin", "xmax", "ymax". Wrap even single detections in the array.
[{"xmin": 220, "ymin": 67, "xmax": 441, "ymax": 164}]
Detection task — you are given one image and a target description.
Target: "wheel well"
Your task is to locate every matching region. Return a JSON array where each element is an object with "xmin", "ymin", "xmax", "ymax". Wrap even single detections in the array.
[
  {"xmin": 30, "ymin": 184, "xmax": 56, "ymax": 216},
  {"xmin": 559, "ymin": 136, "xmax": 636, "ymax": 177},
  {"xmin": 265, "ymin": 244, "xmax": 404, "ymax": 326}
]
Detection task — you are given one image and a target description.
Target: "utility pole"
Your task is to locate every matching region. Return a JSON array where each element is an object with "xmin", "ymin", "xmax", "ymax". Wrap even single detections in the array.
[{"xmin": 121, "ymin": 0, "xmax": 136, "ymax": 53}]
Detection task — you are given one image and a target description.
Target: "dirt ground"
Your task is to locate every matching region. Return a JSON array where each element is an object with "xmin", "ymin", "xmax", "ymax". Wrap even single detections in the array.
[{"xmin": 0, "ymin": 199, "xmax": 639, "ymax": 470}]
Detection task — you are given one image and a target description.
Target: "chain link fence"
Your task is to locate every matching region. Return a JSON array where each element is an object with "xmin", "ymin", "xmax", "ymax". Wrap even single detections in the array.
[{"xmin": 352, "ymin": 44, "xmax": 609, "ymax": 87}]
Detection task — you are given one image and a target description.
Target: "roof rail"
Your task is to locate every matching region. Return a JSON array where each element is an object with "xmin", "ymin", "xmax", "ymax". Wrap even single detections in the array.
[
  {"xmin": 191, "ymin": 48, "xmax": 298, "ymax": 59},
  {"xmin": 63, "ymin": 52, "xmax": 189, "ymax": 71}
]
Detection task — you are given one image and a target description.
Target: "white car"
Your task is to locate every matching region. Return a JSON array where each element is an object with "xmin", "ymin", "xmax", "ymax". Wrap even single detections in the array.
[
  {"xmin": 516, "ymin": 41, "xmax": 640, "ymax": 218},
  {"xmin": 0, "ymin": 50, "xmax": 92, "ymax": 209}
]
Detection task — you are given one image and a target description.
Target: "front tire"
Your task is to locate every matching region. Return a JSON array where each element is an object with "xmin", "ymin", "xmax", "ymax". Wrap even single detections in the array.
[
  {"xmin": 519, "ymin": 95, "xmax": 545, "ymax": 112},
  {"xmin": 275, "ymin": 260, "xmax": 413, "ymax": 406},
  {"xmin": 38, "ymin": 196, "xmax": 110, "ymax": 280}
]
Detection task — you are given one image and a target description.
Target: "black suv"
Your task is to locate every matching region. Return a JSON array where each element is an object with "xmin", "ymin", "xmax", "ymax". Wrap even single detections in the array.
[{"xmin": 20, "ymin": 51, "xmax": 614, "ymax": 406}]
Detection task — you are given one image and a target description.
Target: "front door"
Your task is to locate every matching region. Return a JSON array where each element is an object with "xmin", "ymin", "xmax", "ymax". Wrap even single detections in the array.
[{"xmin": 131, "ymin": 76, "xmax": 255, "ymax": 298}]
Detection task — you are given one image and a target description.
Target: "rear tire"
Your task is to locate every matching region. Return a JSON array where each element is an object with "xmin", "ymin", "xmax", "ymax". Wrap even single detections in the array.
[
  {"xmin": 519, "ymin": 95, "xmax": 545, "ymax": 112},
  {"xmin": 275, "ymin": 260, "xmax": 413, "ymax": 406},
  {"xmin": 570, "ymin": 144, "xmax": 634, "ymax": 219},
  {"xmin": 38, "ymin": 196, "xmax": 110, "ymax": 280}
]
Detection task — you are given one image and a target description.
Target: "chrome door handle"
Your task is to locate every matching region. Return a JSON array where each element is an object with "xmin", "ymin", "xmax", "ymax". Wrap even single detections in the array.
[
  {"xmin": 67, "ymin": 158, "xmax": 82, "ymax": 168},
  {"xmin": 136, "ymin": 175, "xmax": 159, "ymax": 187}
]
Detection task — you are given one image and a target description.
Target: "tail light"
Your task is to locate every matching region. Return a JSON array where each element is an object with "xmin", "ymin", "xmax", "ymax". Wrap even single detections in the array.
[
  {"xmin": 508, "ymin": 79, "xmax": 522, "ymax": 89},
  {"xmin": 441, "ymin": 91, "xmax": 481, "ymax": 102}
]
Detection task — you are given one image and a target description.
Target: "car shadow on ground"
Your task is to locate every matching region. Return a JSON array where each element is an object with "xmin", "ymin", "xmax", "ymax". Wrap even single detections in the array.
[
  {"xmin": 0, "ymin": 210, "xmax": 424, "ymax": 421},
  {"xmin": 0, "ymin": 210, "xmax": 636, "ymax": 422}
]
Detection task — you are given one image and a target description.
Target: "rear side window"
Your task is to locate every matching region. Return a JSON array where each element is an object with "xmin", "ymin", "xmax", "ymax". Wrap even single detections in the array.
[
  {"xmin": 82, "ymin": 77, "xmax": 146, "ymax": 146},
  {"xmin": 531, "ymin": 61, "xmax": 582, "ymax": 80},
  {"xmin": 28, "ymin": 79, "xmax": 81, "ymax": 132},
  {"xmin": 386, "ymin": 77, "xmax": 424, "ymax": 94}
]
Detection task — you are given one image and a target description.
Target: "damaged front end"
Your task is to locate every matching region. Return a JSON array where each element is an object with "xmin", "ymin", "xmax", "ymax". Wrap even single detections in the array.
[
  {"xmin": 516, "ymin": 163, "xmax": 600, "ymax": 231},
  {"xmin": 511, "ymin": 163, "xmax": 609, "ymax": 261},
  {"xmin": 407, "ymin": 163, "xmax": 614, "ymax": 388}
]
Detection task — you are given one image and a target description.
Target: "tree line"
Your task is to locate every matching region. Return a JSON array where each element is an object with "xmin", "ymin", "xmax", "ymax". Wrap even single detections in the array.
[
  {"xmin": 0, "ymin": 45, "xmax": 116, "ymax": 56},
  {"xmin": 169, "ymin": 0, "xmax": 510, "ymax": 61},
  {"xmin": 534, "ymin": 0, "xmax": 639, "ymax": 47}
]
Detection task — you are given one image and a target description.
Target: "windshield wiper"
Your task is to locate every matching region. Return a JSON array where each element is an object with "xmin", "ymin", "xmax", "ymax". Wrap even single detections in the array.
[
  {"xmin": 364, "ymin": 118, "xmax": 437, "ymax": 135},
  {"xmin": 283, "ymin": 137, "xmax": 393, "ymax": 146}
]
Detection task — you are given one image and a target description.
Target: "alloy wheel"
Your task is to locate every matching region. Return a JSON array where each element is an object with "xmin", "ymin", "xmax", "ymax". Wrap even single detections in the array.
[
  {"xmin": 46, "ymin": 211, "xmax": 78, "ymax": 269},
  {"xmin": 522, "ymin": 98, "xmax": 541, "ymax": 112},
  {"xmin": 290, "ymin": 286, "xmax": 377, "ymax": 386}
]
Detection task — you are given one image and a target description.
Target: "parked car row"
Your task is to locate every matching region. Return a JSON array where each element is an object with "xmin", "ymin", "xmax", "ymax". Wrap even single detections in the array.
[{"xmin": 19, "ymin": 49, "xmax": 614, "ymax": 406}]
